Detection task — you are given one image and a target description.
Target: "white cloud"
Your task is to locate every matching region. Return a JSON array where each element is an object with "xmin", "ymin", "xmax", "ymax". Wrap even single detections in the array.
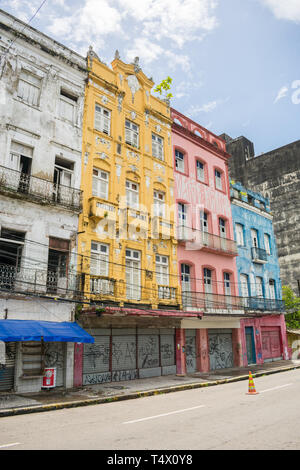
[
  {"xmin": 186, "ymin": 96, "xmax": 229, "ymax": 117},
  {"xmin": 274, "ymin": 85, "xmax": 289, "ymax": 103},
  {"xmin": 261, "ymin": 0, "xmax": 300, "ymax": 22}
]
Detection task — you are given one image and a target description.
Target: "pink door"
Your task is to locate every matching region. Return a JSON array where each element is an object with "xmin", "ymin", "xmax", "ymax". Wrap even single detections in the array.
[{"xmin": 261, "ymin": 327, "xmax": 282, "ymax": 360}]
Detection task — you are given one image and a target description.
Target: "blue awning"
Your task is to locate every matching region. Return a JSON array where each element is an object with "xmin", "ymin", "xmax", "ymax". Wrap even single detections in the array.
[{"xmin": 0, "ymin": 320, "xmax": 94, "ymax": 343}]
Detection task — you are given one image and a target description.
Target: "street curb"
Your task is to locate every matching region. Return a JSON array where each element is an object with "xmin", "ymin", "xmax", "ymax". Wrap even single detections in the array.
[{"xmin": 1, "ymin": 364, "xmax": 299, "ymax": 418}]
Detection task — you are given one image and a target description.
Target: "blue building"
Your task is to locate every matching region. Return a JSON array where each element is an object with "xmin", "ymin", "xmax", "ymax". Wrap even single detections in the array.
[{"xmin": 230, "ymin": 181, "xmax": 288, "ymax": 366}]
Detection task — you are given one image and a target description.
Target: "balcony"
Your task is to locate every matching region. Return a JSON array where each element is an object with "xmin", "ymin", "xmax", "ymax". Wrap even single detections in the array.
[
  {"xmin": 0, "ymin": 165, "xmax": 82, "ymax": 211},
  {"xmin": 0, "ymin": 264, "xmax": 81, "ymax": 298},
  {"xmin": 182, "ymin": 291, "xmax": 244, "ymax": 312},
  {"xmin": 89, "ymin": 197, "xmax": 117, "ymax": 221},
  {"xmin": 244, "ymin": 297, "xmax": 285, "ymax": 312},
  {"xmin": 251, "ymin": 247, "xmax": 268, "ymax": 264},
  {"xmin": 152, "ymin": 217, "xmax": 174, "ymax": 239},
  {"xmin": 157, "ymin": 285, "xmax": 178, "ymax": 303},
  {"xmin": 89, "ymin": 275, "xmax": 116, "ymax": 297},
  {"xmin": 177, "ymin": 225, "xmax": 238, "ymax": 256}
]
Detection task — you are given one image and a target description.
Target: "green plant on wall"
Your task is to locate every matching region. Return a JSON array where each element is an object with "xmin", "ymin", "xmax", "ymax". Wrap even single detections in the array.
[
  {"xmin": 154, "ymin": 76, "xmax": 173, "ymax": 101},
  {"xmin": 282, "ymin": 285, "xmax": 300, "ymax": 329}
]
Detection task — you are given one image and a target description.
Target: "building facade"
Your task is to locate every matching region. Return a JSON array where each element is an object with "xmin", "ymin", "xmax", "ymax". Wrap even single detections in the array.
[
  {"xmin": 171, "ymin": 109, "xmax": 245, "ymax": 373},
  {"xmin": 230, "ymin": 181, "xmax": 289, "ymax": 364},
  {"xmin": 221, "ymin": 133, "xmax": 300, "ymax": 295},
  {"xmin": 74, "ymin": 52, "xmax": 185, "ymax": 386},
  {"xmin": 0, "ymin": 9, "xmax": 92, "ymax": 393}
]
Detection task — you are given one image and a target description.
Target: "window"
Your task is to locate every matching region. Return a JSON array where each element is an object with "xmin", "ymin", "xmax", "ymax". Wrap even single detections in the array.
[
  {"xmin": 125, "ymin": 119, "xmax": 139, "ymax": 148},
  {"xmin": 236, "ymin": 223, "xmax": 244, "ymax": 246},
  {"xmin": 175, "ymin": 149, "xmax": 185, "ymax": 173},
  {"xmin": 153, "ymin": 190, "xmax": 165, "ymax": 218},
  {"xmin": 200, "ymin": 211, "xmax": 209, "ymax": 232},
  {"xmin": 126, "ymin": 249, "xmax": 141, "ymax": 300},
  {"xmin": 181, "ymin": 264, "xmax": 191, "ymax": 291},
  {"xmin": 156, "ymin": 255, "xmax": 169, "ymax": 286},
  {"xmin": 152, "ymin": 133, "xmax": 164, "ymax": 160},
  {"xmin": 240, "ymin": 274, "xmax": 249, "ymax": 298},
  {"xmin": 17, "ymin": 70, "xmax": 41, "ymax": 106},
  {"xmin": 59, "ymin": 89, "xmax": 77, "ymax": 122},
  {"xmin": 215, "ymin": 169, "xmax": 223, "ymax": 190},
  {"xmin": 94, "ymin": 104, "xmax": 111, "ymax": 135},
  {"xmin": 264, "ymin": 233, "xmax": 271, "ymax": 255},
  {"xmin": 204, "ymin": 268, "xmax": 213, "ymax": 294},
  {"xmin": 256, "ymin": 277, "xmax": 263, "ymax": 298},
  {"xmin": 90, "ymin": 242, "xmax": 109, "ymax": 277},
  {"xmin": 92, "ymin": 168, "xmax": 109, "ymax": 199},
  {"xmin": 269, "ymin": 279, "xmax": 276, "ymax": 299},
  {"xmin": 9, "ymin": 141, "xmax": 33, "ymax": 193},
  {"xmin": 126, "ymin": 180, "xmax": 139, "ymax": 209},
  {"xmin": 251, "ymin": 229, "xmax": 258, "ymax": 248},
  {"xmin": 219, "ymin": 218, "xmax": 226, "ymax": 238},
  {"xmin": 178, "ymin": 203, "xmax": 187, "ymax": 226},
  {"xmin": 224, "ymin": 272, "xmax": 231, "ymax": 296},
  {"xmin": 196, "ymin": 160, "xmax": 205, "ymax": 182}
]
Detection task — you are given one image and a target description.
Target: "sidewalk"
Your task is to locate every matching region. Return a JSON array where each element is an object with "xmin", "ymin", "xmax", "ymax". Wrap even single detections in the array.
[{"xmin": 1, "ymin": 359, "xmax": 300, "ymax": 417}]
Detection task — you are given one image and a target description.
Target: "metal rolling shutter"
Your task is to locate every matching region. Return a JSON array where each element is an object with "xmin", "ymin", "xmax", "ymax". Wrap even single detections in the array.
[
  {"xmin": 185, "ymin": 329, "xmax": 197, "ymax": 373},
  {"xmin": 208, "ymin": 329, "xmax": 233, "ymax": 370},
  {"xmin": 0, "ymin": 342, "xmax": 16, "ymax": 391},
  {"xmin": 138, "ymin": 329, "xmax": 160, "ymax": 378},
  {"xmin": 83, "ymin": 329, "xmax": 111, "ymax": 385},
  {"xmin": 160, "ymin": 329, "xmax": 176, "ymax": 375},
  {"xmin": 111, "ymin": 329, "xmax": 138, "ymax": 382}
]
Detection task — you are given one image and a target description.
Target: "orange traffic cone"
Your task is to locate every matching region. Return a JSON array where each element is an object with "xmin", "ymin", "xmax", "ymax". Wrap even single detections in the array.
[{"xmin": 246, "ymin": 371, "xmax": 259, "ymax": 395}]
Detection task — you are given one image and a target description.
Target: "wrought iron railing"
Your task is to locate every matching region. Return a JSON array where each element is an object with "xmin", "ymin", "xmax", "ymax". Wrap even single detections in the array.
[
  {"xmin": 251, "ymin": 247, "xmax": 268, "ymax": 262},
  {"xmin": 182, "ymin": 290, "xmax": 285, "ymax": 312},
  {"xmin": 177, "ymin": 225, "xmax": 238, "ymax": 255},
  {"xmin": 0, "ymin": 165, "xmax": 82, "ymax": 210},
  {"xmin": 0, "ymin": 264, "xmax": 81, "ymax": 298}
]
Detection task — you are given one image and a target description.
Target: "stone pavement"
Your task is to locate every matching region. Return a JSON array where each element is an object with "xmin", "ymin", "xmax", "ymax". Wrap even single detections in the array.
[{"xmin": 1, "ymin": 359, "xmax": 300, "ymax": 418}]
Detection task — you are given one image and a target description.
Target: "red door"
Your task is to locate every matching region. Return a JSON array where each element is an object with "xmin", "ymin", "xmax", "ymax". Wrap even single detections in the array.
[{"xmin": 261, "ymin": 327, "xmax": 282, "ymax": 361}]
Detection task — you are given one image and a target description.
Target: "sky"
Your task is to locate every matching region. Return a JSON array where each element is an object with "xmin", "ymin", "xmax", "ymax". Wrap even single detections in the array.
[{"xmin": 1, "ymin": 0, "xmax": 300, "ymax": 155}]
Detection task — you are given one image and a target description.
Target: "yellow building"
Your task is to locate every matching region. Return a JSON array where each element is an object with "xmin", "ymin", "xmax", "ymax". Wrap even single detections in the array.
[{"xmin": 78, "ymin": 50, "xmax": 180, "ymax": 313}]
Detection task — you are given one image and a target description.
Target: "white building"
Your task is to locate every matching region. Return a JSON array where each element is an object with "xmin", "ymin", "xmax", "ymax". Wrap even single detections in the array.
[{"xmin": 0, "ymin": 9, "xmax": 93, "ymax": 393}]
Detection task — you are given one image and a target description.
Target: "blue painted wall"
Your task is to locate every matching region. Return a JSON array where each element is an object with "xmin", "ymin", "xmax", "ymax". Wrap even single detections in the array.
[{"xmin": 230, "ymin": 182, "xmax": 282, "ymax": 304}]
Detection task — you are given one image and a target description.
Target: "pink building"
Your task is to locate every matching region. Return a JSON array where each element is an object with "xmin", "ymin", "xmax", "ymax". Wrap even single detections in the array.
[{"xmin": 171, "ymin": 109, "xmax": 243, "ymax": 374}]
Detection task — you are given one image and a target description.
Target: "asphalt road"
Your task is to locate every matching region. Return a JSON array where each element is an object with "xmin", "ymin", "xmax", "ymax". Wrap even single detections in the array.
[{"xmin": 0, "ymin": 369, "xmax": 299, "ymax": 451}]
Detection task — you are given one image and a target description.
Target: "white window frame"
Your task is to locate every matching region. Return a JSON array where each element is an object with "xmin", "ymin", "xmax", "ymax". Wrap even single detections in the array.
[
  {"xmin": 236, "ymin": 223, "xmax": 244, "ymax": 246},
  {"xmin": 125, "ymin": 249, "xmax": 141, "ymax": 300},
  {"xmin": 126, "ymin": 180, "xmax": 139, "ymax": 209},
  {"xmin": 215, "ymin": 169, "xmax": 223, "ymax": 190},
  {"xmin": 156, "ymin": 255, "xmax": 169, "ymax": 286},
  {"xmin": 256, "ymin": 276, "xmax": 264, "ymax": 298},
  {"xmin": 264, "ymin": 233, "xmax": 271, "ymax": 255},
  {"xmin": 17, "ymin": 70, "xmax": 41, "ymax": 107},
  {"xmin": 224, "ymin": 272, "xmax": 231, "ymax": 296},
  {"xmin": 59, "ymin": 89, "xmax": 77, "ymax": 122},
  {"xmin": 94, "ymin": 104, "xmax": 111, "ymax": 135},
  {"xmin": 240, "ymin": 274, "xmax": 249, "ymax": 298},
  {"xmin": 269, "ymin": 279, "xmax": 276, "ymax": 299},
  {"xmin": 152, "ymin": 133, "xmax": 164, "ymax": 161},
  {"xmin": 219, "ymin": 218, "xmax": 226, "ymax": 238},
  {"xmin": 153, "ymin": 190, "xmax": 165, "ymax": 218},
  {"xmin": 92, "ymin": 168, "xmax": 109, "ymax": 199},
  {"xmin": 196, "ymin": 160, "xmax": 205, "ymax": 182},
  {"xmin": 175, "ymin": 150, "xmax": 185, "ymax": 173},
  {"xmin": 90, "ymin": 242, "xmax": 109, "ymax": 277},
  {"xmin": 125, "ymin": 119, "xmax": 139, "ymax": 148}
]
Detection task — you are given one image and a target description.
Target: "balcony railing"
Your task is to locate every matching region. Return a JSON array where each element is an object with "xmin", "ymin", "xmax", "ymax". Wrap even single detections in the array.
[
  {"xmin": 182, "ymin": 291, "xmax": 244, "ymax": 311},
  {"xmin": 89, "ymin": 275, "xmax": 116, "ymax": 297},
  {"xmin": 177, "ymin": 225, "xmax": 238, "ymax": 255},
  {"xmin": 244, "ymin": 297, "xmax": 285, "ymax": 311},
  {"xmin": 251, "ymin": 247, "xmax": 268, "ymax": 263},
  {"xmin": 158, "ymin": 285, "xmax": 177, "ymax": 301},
  {"xmin": 0, "ymin": 165, "xmax": 82, "ymax": 211},
  {"xmin": 0, "ymin": 264, "xmax": 81, "ymax": 298}
]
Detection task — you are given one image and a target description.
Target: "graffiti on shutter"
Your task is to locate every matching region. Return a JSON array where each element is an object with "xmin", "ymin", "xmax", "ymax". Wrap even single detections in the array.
[
  {"xmin": 0, "ymin": 342, "xmax": 16, "ymax": 391},
  {"xmin": 83, "ymin": 334, "xmax": 111, "ymax": 385},
  {"xmin": 185, "ymin": 329, "xmax": 197, "ymax": 373},
  {"xmin": 111, "ymin": 334, "xmax": 138, "ymax": 382},
  {"xmin": 208, "ymin": 330, "xmax": 233, "ymax": 370}
]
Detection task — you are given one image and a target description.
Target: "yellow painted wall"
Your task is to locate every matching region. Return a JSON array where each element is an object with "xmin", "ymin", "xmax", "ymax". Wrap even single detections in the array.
[{"xmin": 78, "ymin": 55, "xmax": 180, "ymax": 308}]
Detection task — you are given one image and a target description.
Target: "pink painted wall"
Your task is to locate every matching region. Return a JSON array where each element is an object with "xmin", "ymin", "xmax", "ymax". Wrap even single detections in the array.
[
  {"xmin": 171, "ymin": 109, "xmax": 239, "ymax": 296},
  {"xmin": 240, "ymin": 314, "xmax": 289, "ymax": 366}
]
